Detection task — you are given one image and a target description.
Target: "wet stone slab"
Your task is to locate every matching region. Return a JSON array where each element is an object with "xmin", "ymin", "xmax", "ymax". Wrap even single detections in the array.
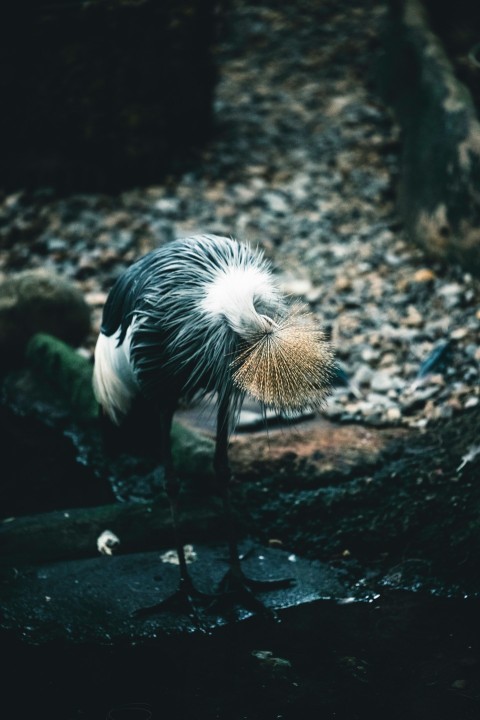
[{"xmin": 0, "ymin": 544, "xmax": 349, "ymax": 644}]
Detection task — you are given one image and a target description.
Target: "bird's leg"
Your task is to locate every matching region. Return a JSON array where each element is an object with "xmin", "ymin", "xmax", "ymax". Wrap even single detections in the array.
[
  {"xmin": 134, "ymin": 405, "xmax": 211, "ymax": 626},
  {"xmin": 163, "ymin": 419, "xmax": 195, "ymax": 597},
  {"xmin": 214, "ymin": 394, "xmax": 243, "ymax": 580},
  {"xmin": 213, "ymin": 394, "xmax": 294, "ymax": 615}
]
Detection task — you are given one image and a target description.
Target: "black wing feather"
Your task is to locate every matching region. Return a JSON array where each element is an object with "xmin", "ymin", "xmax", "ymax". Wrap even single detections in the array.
[{"xmin": 100, "ymin": 250, "xmax": 162, "ymax": 343}]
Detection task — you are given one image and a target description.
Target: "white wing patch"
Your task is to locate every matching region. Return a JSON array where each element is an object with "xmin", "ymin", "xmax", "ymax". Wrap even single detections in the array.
[{"xmin": 93, "ymin": 325, "xmax": 139, "ymax": 424}]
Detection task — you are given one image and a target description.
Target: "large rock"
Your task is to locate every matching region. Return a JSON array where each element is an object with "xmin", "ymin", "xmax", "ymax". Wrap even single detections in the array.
[
  {"xmin": 380, "ymin": 0, "xmax": 480, "ymax": 274},
  {"xmin": 0, "ymin": 270, "xmax": 91, "ymax": 372},
  {"xmin": 0, "ymin": 543, "xmax": 348, "ymax": 642}
]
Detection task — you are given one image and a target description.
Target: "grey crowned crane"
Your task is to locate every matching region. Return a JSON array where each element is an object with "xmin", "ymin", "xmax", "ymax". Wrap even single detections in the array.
[{"xmin": 93, "ymin": 234, "xmax": 334, "ymax": 619}]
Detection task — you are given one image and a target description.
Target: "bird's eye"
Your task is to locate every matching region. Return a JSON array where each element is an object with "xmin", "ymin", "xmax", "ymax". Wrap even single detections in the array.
[
  {"xmin": 253, "ymin": 296, "xmax": 269, "ymax": 315},
  {"xmin": 253, "ymin": 295, "xmax": 280, "ymax": 322}
]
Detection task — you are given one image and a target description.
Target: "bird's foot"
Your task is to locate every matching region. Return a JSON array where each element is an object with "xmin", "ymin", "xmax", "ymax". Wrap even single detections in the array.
[
  {"xmin": 210, "ymin": 566, "xmax": 295, "ymax": 622},
  {"xmin": 133, "ymin": 580, "xmax": 216, "ymax": 634}
]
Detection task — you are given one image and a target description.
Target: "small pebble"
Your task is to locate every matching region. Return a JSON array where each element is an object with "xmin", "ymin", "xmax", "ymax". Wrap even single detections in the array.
[
  {"xmin": 450, "ymin": 327, "xmax": 468, "ymax": 340},
  {"xmin": 413, "ymin": 268, "xmax": 436, "ymax": 283},
  {"xmin": 385, "ymin": 406, "xmax": 402, "ymax": 422},
  {"xmin": 371, "ymin": 370, "xmax": 404, "ymax": 393}
]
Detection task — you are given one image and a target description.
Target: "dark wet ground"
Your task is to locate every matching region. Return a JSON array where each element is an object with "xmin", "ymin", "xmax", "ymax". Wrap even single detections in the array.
[
  {"xmin": 0, "ymin": 544, "xmax": 347, "ymax": 642},
  {"xmin": 2, "ymin": 591, "xmax": 479, "ymax": 719},
  {"xmin": 1, "ymin": 368, "xmax": 480, "ymax": 718}
]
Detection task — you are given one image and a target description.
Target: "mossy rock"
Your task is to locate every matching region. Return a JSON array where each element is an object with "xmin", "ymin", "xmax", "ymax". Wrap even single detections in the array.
[{"xmin": 0, "ymin": 270, "xmax": 91, "ymax": 373}]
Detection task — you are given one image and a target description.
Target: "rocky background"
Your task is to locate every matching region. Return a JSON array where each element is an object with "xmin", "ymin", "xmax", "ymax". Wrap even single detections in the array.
[{"xmin": 1, "ymin": 1, "xmax": 479, "ymax": 431}]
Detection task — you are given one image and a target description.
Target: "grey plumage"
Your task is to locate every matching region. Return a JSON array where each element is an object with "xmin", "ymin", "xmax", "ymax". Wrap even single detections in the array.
[{"xmin": 94, "ymin": 233, "xmax": 334, "ymax": 426}]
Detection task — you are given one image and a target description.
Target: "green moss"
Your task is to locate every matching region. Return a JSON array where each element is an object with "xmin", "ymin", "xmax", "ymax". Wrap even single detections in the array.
[
  {"xmin": 25, "ymin": 331, "xmax": 215, "ymax": 476},
  {"xmin": 26, "ymin": 333, "xmax": 98, "ymax": 422}
]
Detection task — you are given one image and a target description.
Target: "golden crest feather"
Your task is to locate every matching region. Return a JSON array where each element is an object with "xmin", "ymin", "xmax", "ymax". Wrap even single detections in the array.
[{"xmin": 231, "ymin": 304, "xmax": 335, "ymax": 411}]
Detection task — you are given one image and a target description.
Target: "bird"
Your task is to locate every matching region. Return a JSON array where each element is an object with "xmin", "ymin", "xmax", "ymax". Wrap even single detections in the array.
[{"xmin": 93, "ymin": 233, "xmax": 334, "ymax": 619}]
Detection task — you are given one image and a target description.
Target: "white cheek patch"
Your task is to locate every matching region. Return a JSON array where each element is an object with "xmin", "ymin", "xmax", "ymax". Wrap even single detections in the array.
[{"xmin": 201, "ymin": 266, "xmax": 279, "ymax": 337}]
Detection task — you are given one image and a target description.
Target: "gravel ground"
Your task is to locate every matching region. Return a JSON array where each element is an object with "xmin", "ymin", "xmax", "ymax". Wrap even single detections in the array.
[{"xmin": 0, "ymin": 0, "xmax": 479, "ymax": 431}]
